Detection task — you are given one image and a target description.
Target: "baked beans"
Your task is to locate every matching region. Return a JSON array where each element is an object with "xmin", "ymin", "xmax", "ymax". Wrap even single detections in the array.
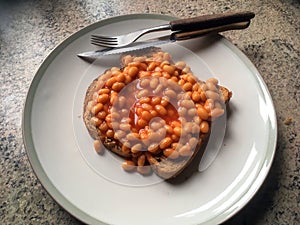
[{"xmin": 86, "ymin": 51, "xmax": 228, "ymax": 175}]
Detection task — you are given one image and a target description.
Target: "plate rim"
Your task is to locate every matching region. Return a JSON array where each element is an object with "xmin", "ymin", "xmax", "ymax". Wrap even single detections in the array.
[{"xmin": 22, "ymin": 13, "xmax": 277, "ymax": 225}]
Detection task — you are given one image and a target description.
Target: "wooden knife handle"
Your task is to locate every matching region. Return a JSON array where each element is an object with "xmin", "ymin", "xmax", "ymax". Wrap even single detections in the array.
[
  {"xmin": 173, "ymin": 21, "xmax": 251, "ymax": 40},
  {"xmin": 170, "ymin": 11, "xmax": 255, "ymax": 31}
]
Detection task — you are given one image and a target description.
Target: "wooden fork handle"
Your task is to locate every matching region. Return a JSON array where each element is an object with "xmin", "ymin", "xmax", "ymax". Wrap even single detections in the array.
[
  {"xmin": 173, "ymin": 20, "xmax": 251, "ymax": 40},
  {"xmin": 170, "ymin": 11, "xmax": 255, "ymax": 31}
]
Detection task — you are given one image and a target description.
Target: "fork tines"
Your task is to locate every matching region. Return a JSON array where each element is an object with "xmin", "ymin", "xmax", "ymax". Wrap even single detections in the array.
[{"xmin": 91, "ymin": 35, "xmax": 118, "ymax": 47}]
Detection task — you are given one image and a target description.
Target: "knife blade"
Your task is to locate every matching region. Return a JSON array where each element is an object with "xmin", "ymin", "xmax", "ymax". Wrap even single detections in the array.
[
  {"xmin": 77, "ymin": 21, "xmax": 251, "ymax": 61},
  {"xmin": 78, "ymin": 35, "xmax": 173, "ymax": 59}
]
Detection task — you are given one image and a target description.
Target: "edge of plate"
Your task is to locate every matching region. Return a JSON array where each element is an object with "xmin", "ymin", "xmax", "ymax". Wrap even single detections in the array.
[
  {"xmin": 205, "ymin": 37, "xmax": 278, "ymax": 225},
  {"xmin": 22, "ymin": 13, "xmax": 177, "ymax": 225}
]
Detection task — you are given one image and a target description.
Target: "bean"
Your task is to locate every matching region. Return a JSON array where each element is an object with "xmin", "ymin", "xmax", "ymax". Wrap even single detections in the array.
[
  {"xmin": 207, "ymin": 77, "xmax": 219, "ymax": 85},
  {"xmin": 116, "ymin": 73, "xmax": 125, "ymax": 82},
  {"xmin": 191, "ymin": 123, "xmax": 200, "ymax": 134},
  {"xmin": 99, "ymin": 122, "xmax": 108, "ymax": 133},
  {"xmin": 188, "ymin": 108, "xmax": 197, "ymax": 117},
  {"xmin": 148, "ymin": 143, "xmax": 159, "ymax": 153},
  {"xmin": 91, "ymin": 103, "xmax": 103, "ymax": 115},
  {"xmin": 141, "ymin": 110, "xmax": 152, "ymax": 121},
  {"xmin": 136, "ymin": 107, "xmax": 143, "ymax": 116},
  {"xmin": 148, "ymin": 61, "xmax": 158, "ymax": 71},
  {"xmin": 163, "ymin": 52, "xmax": 171, "ymax": 61},
  {"xmin": 164, "ymin": 89, "xmax": 177, "ymax": 99},
  {"xmin": 97, "ymin": 111, "xmax": 107, "ymax": 119},
  {"xmin": 206, "ymin": 81, "xmax": 218, "ymax": 92},
  {"xmin": 180, "ymin": 99, "xmax": 194, "ymax": 109},
  {"xmin": 204, "ymin": 99, "xmax": 214, "ymax": 112},
  {"xmin": 122, "ymin": 55, "xmax": 133, "ymax": 65},
  {"xmin": 97, "ymin": 94, "xmax": 109, "ymax": 104},
  {"xmin": 151, "ymin": 96, "xmax": 161, "ymax": 105},
  {"xmin": 137, "ymin": 118, "xmax": 148, "ymax": 127},
  {"xmin": 192, "ymin": 91, "xmax": 201, "ymax": 102},
  {"xmin": 106, "ymin": 129, "xmax": 114, "ymax": 138},
  {"xmin": 182, "ymin": 66, "xmax": 190, "ymax": 74},
  {"xmin": 139, "ymin": 71, "xmax": 151, "ymax": 78},
  {"xmin": 153, "ymin": 84, "xmax": 163, "ymax": 94},
  {"xmin": 126, "ymin": 133, "xmax": 139, "ymax": 141},
  {"xmin": 183, "ymin": 82, "xmax": 193, "ymax": 91},
  {"xmin": 141, "ymin": 103, "xmax": 152, "ymax": 111},
  {"xmin": 178, "ymin": 79, "xmax": 185, "ymax": 86},
  {"xmin": 179, "ymin": 144, "xmax": 192, "ymax": 156},
  {"xmin": 163, "ymin": 148, "xmax": 179, "ymax": 159},
  {"xmin": 131, "ymin": 143, "xmax": 142, "ymax": 153},
  {"xmin": 197, "ymin": 105, "xmax": 209, "ymax": 120},
  {"xmin": 106, "ymin": 77, "xmax": 116, "ymax": 87},
  {"xmin": 167, "ymin": 108, "xmax": 176, "ymax": 117},
  {"xmin": 149, "ymin": 131, "xmax": 161, "ymax": 142},
  {"xmin": 200, "ymin": 121, "xmax": 209, "ymax": 133},
  {"xmin": 155, "ymin": 105, "xmax": 167, "ymax": 115},
  {"xmin": 121, "ymin": 144, "xmax": 130, "ymax": 155},
  {"xmin": 114, "ymin": 130, "xmax": 126, "ymax": 140},
  {"xmin": 150, "ymin": 109, "xmax": 158, "ymax": 117},
  {"xmin": 150, "ymin": 121, "xmax": 163, "ymax": 130},
  {"xmin": 163, "ymin": 64, "xmax": 176, "ymax": 74},
  {"xmin": 110, "ymin": 92, "xmax": 117, "ymax": 105},
  {"xmin": 157, "ymin": 127, "xmax": 167, "ymax": 137},
  {"xmin": 122, "ymin": 160, "xmax": 136, "ymax": 172},
  {"xmin": 160, "ymin": 97, "xmax": 169, "ymax": 107},
  {"xmin": 165, "ymin": 124, "xmax": 173, "ymax": 134},
  {"xmin": 94, "ymin": 140, "xmax": 104, "ymax": 154},
  {"xmin": 140, "ymin": 78, "xmax": 150, "ymax": 87},
  {"xmin": 137, "ymin": 89, "xmax": 149, "ymax": 99},
  {"xmin": 152, "ymin": 71, "xmax": 162, "ymax": 77},
  {"xmin": 138, "ymin": 62, "xmax": 147, "ymax": 71},
  {"xmin": 112, "ymin": 82, "xmax": 125, "ymax": 92},
  {"xmin": 200, "ymin": 83, "xmax": 208, "ymax": 91},
  {"xmin": 119, "ymin": 123, "xmax": 131, "ymax": 131},
  {"xmin": 150, "ymin": 77, "xmax": 159, "ymax": 89},
  {"xmin": 124, "ymin": 75, "xmax": 132, "ymax": 84},
  {"xmin": 137, "ymin": 154, "xmax": 146, "ymax": 166},
  {"xmin": 145, "ymin": 152, "xmax": 158, "ymax": 164},
  {"xmin": 171, "ymin": 120, "xmax": 181, "ymax": 128},
  {"xmin": 200, "ymin": 91, "xmax": 207, "ymax": 102},
  {"xmin": 128, "ymin": 66, "xmax": 139, "ymax": 77},
  {"xmin": 91, "ymin": 117, "xmax": 102, "ymax": 127},
  {"xmin": 178, "ymin": 107, "xmax": 187, "ymax": 116},
  {"xmin": 139, "ymin": 97, "xmax": 151, "ymax": 104},
  {"xmin": 162, "ymin": 72, "xmax": 171, "ymax": 79},
  {"xmin": 171, "ymin": 76, "xmax": 179, "ymax": 82},
  {"xmin": 211, "ymin": 108, "xmax": 224, "ymax": 118},
  {"xmin": 98, "ymin": 88, "xmax": 110, "ymax": 95},
  {"xmin": 205, "ymin": 90, "xmax": 220, "ymax": 101},
  {"xmin": 175, "ymin": 61, "xmax": 186, "ymax": 70},
  {"xmin": 173, "ymin": 126, "xmax": 182, "ymax": 137},
  {"xmin": 171, "ymin": 134, "xmax": 179, "ymax": 142},
  {"xmin": 189, "ymin": 137, "xmax": 198, "ymax": 148},
  {"xmin": 159, "ymin": 137, "xmax": 172, "ymax": 149}
]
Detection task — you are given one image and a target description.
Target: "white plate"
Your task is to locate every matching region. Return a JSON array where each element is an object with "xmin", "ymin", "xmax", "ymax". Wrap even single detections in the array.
[{"xmin": 23, "ymin": 14, "xmax": 277, "ymax": 225}]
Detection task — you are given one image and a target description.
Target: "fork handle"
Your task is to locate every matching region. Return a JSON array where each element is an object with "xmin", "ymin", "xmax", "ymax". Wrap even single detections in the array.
[
  {"xmin": 172, "ymin": 20, "xmax": 251, "ymax": 40},
  {"xmin": 170, "ymin": 11, "xmax": 255, "ymax": 31}
]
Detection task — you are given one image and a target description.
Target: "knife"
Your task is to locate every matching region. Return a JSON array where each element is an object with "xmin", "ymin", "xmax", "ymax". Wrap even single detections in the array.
[{"xmin": 77, "ymin": 20, "xmax": 251, "ymax": 61}]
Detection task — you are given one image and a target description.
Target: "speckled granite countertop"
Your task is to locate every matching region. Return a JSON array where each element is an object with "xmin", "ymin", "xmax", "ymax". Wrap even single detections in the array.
[{"xmin": 0, "ymin": 0, "xmax": 299, "ymax": 224}]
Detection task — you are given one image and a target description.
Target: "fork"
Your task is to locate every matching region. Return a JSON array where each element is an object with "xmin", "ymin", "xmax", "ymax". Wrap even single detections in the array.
[{"xmin": 91, "ymin": 11, "xmax": 255, "ymax": 48}]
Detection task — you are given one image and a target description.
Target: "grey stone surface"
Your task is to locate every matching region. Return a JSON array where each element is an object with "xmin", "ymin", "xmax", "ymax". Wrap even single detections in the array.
[{"xmin": 0, "ymin": 0, "xmax": 299, "ymax": 224}]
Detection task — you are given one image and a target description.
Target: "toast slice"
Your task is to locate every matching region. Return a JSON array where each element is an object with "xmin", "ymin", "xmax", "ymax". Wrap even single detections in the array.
[{"xmin": 83, "ymin": 49, "xmax": 232, "ymax": 179}]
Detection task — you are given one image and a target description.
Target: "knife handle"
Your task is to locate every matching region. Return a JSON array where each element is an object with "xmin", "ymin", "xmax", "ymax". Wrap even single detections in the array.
[
  {"xmin": 170, "ymin": 11, "xmax": 255, "ymax": 31},
  {"xmin": 172, "ymin": 20, "xmax": 251, "ymax": 40}
]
